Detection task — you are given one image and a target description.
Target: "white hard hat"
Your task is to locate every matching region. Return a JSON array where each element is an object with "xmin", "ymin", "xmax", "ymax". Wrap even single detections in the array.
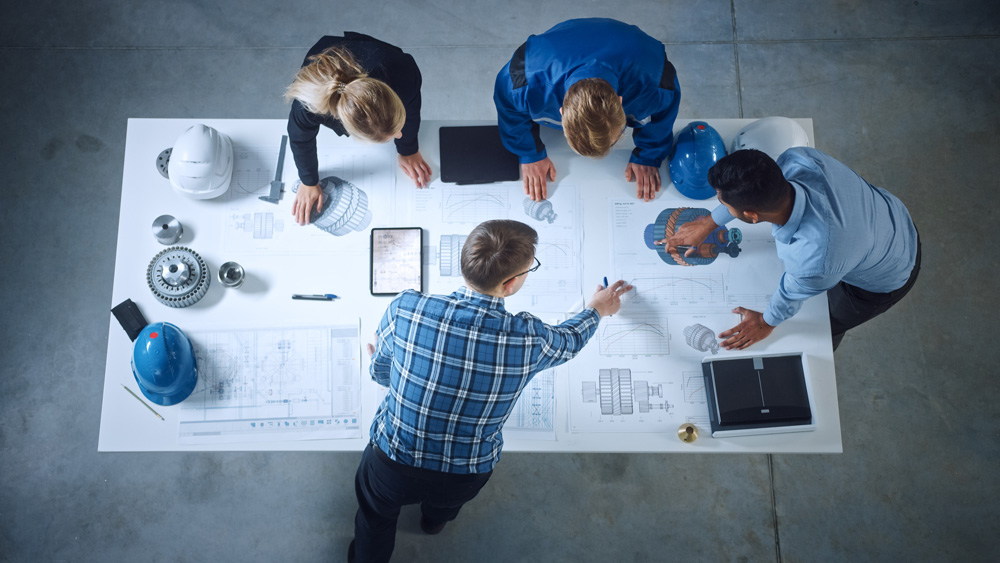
[
  {"xmin": 730, "ymin": 117, "xmax": 811, "ymax": 161},
  {"xmin": 167, "ymin": 124, "xmax": 233, "ymax": 199}
]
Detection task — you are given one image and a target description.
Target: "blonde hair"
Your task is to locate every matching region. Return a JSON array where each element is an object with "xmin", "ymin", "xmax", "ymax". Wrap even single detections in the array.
[
  {"xmin": 284, "ymin": 46, "xmax": 406, "ymax": 143},
  {"xmin": 562, "ymin": 78, "xmax": 626, "ymax": 158}
]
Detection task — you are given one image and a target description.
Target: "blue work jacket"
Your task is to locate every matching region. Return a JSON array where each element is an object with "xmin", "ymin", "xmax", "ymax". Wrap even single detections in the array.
[{"xmin": 493, "ymin": 18, "xmax": 680, "ymax": 167}]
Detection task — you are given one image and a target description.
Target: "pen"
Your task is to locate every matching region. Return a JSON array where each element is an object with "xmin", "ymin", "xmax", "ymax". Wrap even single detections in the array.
[
  {"xmin": 603, "ymin": 276, "xmax": 609, "ymax": 288},
  {"xmin": 121, "ymin": 384, "xmax": 165, "ymax": 421},
  {"xmin": 292, "ymin": 294, "xmax": 339, "ymax": 300}
]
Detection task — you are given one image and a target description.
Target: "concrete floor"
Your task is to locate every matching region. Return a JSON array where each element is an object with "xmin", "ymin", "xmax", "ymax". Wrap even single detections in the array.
[{"xmin": 1, "ymin": 1, "xmax": 998, "ymax": 562}]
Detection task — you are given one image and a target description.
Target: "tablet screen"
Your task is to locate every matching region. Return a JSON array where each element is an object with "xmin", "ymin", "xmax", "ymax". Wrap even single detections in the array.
[{"xmin": 370, "ymin": 227, "xmax": 423, "ymax": 295}]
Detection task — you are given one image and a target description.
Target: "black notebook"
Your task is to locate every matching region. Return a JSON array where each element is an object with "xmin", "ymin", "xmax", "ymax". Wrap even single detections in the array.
[
  {"xmin": 439, "ymin": 125, "xmax": 520, "ymax": 185},
  {"xmin": 702, "ymin": 353, "xmax": 815, "ymax": 437}
]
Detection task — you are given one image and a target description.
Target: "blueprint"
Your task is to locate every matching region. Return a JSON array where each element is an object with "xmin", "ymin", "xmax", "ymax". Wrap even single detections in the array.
[
  {"xmin": 399, "ymin": 183, "xmax": 584, "ymax": 314},
  {"xmin": 561, "ymin": 198, "xmax": 786, "ymax": 433},
  {"xmin": 222, "ymin": 141, "xmax": 395, "ymax": 255},
  {"xmin": 179, "ymin": 324, "xmax": 362, "ymax": 444},
  {"xmin": 503, "ymin": 366, "xmax": 558, "ymax": 441}
]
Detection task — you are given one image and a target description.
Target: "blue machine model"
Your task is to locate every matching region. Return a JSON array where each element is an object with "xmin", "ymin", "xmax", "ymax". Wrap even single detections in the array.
[
  {"xmin": 644, "ymin": 207, "xmax": 742, "ymax": 266},
  {"xmin": 112, "ymin": 299, "xmax": 198, "ymax": 406},
  {"xmin": 667, "ymin": 122, "xmax": 728, "ymax": 200}
]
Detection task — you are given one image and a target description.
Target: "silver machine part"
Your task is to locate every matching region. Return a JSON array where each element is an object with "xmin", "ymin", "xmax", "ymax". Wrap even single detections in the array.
[
  {"xmin": 152, "ymin": 215, "xmax": 183, "ymax": 245},
  {"xmin": 218, "ymin": 261, "xmax": 245, "ymax": 288},
  {"xmin": 156, "ymin": 148, "xmax": 172, "ymax": 179},
  {"xmin": 146, "ymin": 246, "xmax": 210, "ymax": 308}
]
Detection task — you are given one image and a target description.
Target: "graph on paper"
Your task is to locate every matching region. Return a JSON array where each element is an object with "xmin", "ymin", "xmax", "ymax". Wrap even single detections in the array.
[
  {"xmin": 230, "ymin": 145, "xmax": 276, "ymax": 200},
  {"xmin": 626, "ymin": 273, "xmax": 725, "ymax": 305},
  {"xmin": 442, "ymin": 188, "xmax": 508, "ymax": 223},
  {"xmin": 599, "ymin": 315, "xmax": 670, "ymax": 356},
  {"xmin": 681, "ymin": 371, "xmax": 707, "ymax": 404},
  {"xmin": 535, "ymin": 239, "xmax": 575, "ymax": 270}
]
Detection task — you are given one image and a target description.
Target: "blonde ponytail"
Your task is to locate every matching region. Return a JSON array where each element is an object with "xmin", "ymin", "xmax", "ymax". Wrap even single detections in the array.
[{"xmin": 285, "ymin": 45, "xmax": 406, "ymax": 143}]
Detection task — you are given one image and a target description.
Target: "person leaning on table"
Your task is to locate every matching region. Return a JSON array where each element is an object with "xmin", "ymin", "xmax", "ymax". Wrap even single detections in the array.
[
  {"xmin": 285, "ymin": 32, "xmax": 432, "ymax": 225},
  {"xmin": 348, "ymin": 219, "xmax": 632, "ymax": 563},
  {"xmin": 664, "ymin": 147, "xmax": 920, "ymax": 352},
  {"xmin": 493, "ymin": 17, "xmax": 681, "ymax": 203}
]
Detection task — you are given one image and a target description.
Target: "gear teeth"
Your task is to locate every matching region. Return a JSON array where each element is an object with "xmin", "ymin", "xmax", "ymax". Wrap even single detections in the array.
[{"xmin": 146, "ymin": 246, "xmax": 211, "ymax": 308}]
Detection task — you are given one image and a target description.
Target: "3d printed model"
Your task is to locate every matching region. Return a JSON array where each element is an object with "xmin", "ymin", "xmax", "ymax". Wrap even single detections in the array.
[
  {"xmin": 439, "ymin": 234, "xmax": 467, "ymax": 277},
  {"xmin": 524, "ymin": 197, "xmax": 558, "ymax": 223},
  {"xmin": 146, "ymin": 246, "xmax": 211, "ymax": 308},
  {"xmin": 684, "ymin": 323, "xmax": 720, "ymax": 355},
  {"xmin": 293, "ymin": 176, "xmax": 372, "ymax": 236},
  {"xmin": 644, "ymin": 207, "xmax": 742, "ymax": 266}
]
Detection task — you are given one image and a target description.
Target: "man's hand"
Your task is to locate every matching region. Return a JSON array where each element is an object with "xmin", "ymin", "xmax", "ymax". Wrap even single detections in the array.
[
  {"xmin": 366, "ymin": 343, "xmax": 375, "ymax": 357},
  {"xmin": 522, "ymin": 158, "xmax": 557, "ymax": 201},
  {"xmin": 624, "ymin": 162, "xmax": 661, "ymax": 202},
  {"xmin": 292, "ymin": 183, "xmax": 323, "ymax": 225},
  {"xmin": 398, "ymin": 152, "xmax": 432, "ymax": 188},
  {"xmin": 719, "ymin": 307, "xmax": 775, "ymax": 350},
  {"xmin": 588, "ymin": 280, "xmax": 634, "ymax": 317},
  {"xmin": 663, "ymin": 215, "xmax": 718, "ymax": 257}
]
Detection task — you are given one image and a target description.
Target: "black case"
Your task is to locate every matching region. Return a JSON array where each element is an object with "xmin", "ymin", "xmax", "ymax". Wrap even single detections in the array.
[{"xmin": 703, "ymin": 354, "xmax": 812, "ymax": 434}]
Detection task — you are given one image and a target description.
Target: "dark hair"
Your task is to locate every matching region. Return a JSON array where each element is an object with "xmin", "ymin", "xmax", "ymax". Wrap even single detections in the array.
[
  {"xmin": 461, "ymin": 220, "xmax": 538, "ymax": 291},
  {"xmin": 707, "ymin": 149, "xmax": 792, "ymax": 213}
]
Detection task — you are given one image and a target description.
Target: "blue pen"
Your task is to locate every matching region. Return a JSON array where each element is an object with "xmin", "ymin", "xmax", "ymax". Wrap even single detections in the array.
[
  {"xmin": 292, "ymin": 294, "xmax": 339, "ymax": 301},
  {"xmin": 603, "ymin": 276, "xmax": 609, "ymax": 288}
]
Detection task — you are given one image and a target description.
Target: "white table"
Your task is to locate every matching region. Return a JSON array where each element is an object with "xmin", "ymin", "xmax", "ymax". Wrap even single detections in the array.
[{"xmin": 99, "ymin": 118, "xmax": 841, "ymax": 453}]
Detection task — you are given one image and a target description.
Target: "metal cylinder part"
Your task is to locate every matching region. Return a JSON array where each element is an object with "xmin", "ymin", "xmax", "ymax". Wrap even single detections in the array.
[
  {"xmin": 152, "ymin": 215, "xmax": 183, "ymax": 245},
  {"xmin": 218, "ymin": 261, "xmax": 245, "ymax": 288}
]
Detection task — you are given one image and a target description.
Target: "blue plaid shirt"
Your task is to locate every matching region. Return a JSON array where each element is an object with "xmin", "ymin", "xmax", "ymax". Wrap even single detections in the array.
[{"xmin": 369, "ymin": 287, "xmax": 600, "ymax": 473}]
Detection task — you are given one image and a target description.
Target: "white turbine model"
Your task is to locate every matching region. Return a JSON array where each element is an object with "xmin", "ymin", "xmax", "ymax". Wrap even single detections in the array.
[{"xmin": 294, "ymin": 176, "xmax": 372, "ymax": 236}]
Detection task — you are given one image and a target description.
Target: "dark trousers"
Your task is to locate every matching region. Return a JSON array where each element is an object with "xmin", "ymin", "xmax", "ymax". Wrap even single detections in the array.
[
  {"xmin": 353, "ymin": 443, "xmax": 492, "ymax": 563},
  {"xmin": 828, "ymin": 235, "xmax": 922, "ymax": 350}
]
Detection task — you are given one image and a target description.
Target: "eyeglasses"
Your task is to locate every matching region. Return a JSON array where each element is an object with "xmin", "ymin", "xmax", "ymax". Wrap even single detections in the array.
[{"xmin": 502, "ymin": 257, "xmax": 541, "ymax": 286}]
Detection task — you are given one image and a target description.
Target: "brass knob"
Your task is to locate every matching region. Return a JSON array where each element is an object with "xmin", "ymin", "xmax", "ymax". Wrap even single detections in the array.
[{"xmin": 678, "ymin": 423, "xmax": 698, "ymax": 443}]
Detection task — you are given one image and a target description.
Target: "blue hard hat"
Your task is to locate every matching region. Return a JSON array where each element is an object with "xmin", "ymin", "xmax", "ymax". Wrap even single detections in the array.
[
  {"xmin": 668, "ymin": 122, "xmax": 728, "ymax": 199},
  {"xmin": 131, "ymin": 322, "xmax": 198, "ymax": 406}
]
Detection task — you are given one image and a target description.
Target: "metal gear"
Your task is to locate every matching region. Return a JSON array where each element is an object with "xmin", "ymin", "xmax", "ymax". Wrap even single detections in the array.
[{"xmin": 146, "ymin": 246, "xmax": 211, "ymax": 308}]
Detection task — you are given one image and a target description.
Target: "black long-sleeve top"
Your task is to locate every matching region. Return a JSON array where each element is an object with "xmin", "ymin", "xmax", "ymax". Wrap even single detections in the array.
[{"xmin": 287, "ymin": 32, "xmax": 422, "ymax": 186}]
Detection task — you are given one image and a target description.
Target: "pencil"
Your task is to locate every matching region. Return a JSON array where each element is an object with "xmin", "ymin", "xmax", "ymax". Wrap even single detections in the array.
[{"xmin": 121, "ymin": 384, "xmax": 165, "ymax": 421}]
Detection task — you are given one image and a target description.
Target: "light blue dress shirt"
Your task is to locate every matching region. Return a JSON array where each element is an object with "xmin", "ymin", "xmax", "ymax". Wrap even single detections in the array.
[{"xmin": 710, "ymin": 147, "xmax": 918, "ymax": 326}]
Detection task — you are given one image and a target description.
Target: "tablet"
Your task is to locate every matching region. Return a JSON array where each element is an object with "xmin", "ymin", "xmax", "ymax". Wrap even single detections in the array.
[
  {"xmin": 370, "ymin": 227, "xmax": 423, "ymax": 295},
  {"xmin": 439, "ymin": 125, "xmax": 520, "ymax": 184}
]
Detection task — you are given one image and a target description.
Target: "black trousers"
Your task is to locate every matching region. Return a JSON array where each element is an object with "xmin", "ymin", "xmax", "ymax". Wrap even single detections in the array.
[
  {"xmin": 353, "ymin": 443, "xmax": 492, "ymax": 563},
  {"xmin": 828, "ymin": 235, "xmax": 922, "ymax": 350}
]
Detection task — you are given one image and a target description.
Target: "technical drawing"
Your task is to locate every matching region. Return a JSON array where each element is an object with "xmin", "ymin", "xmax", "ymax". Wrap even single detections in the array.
[
  {"xmin": 507, "ymin": 369, "xmax": 555, "ymax": 432},
  {"xmin": 643, "ymin": 207, "xmax": 742, "ymax": 265},
  {"xmin": 523, "ymin": 197, "xmax": 557, "ymax": 223},
  {"xmin": 442, "ymin": 188, "xmax": 507, "ymax": 223},
  {"xmin": 180, "ymin": 326, "xmax": 362, "ymax": 444},
  {"xmin": 293, "ymin": 176, "xmax": 372, "ymax": 236},
  {"xmin": 599, "ymin": 316, "xmax": 670, "ymax": 356},
  {"xmin": 439, "ymin": 234, "xmax": 467, "ymax": 277},
  {"xmin": 581, "ymin": 369, "xmax": 672, "ymax": 415},
  {"xmin": 684, "ymin": 323, "xmax": 720, "ymax": 355},
  {"xmin": 231, "ymin": 212, "xmax": 286, "ymax": 239}
]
